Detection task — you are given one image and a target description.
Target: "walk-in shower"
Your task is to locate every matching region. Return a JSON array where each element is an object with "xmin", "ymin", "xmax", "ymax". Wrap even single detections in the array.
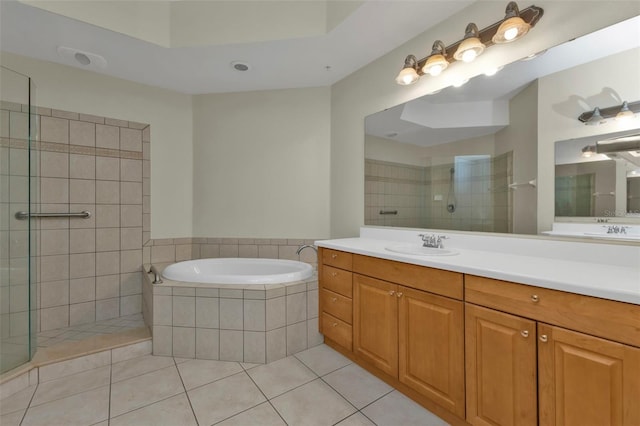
[{"xmin": 1, "ymin": 66, "xmax": 38, "ymax": 374}]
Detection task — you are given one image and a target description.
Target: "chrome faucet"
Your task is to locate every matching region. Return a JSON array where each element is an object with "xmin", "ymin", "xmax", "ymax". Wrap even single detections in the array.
[
  {"xmin": 605, "ymin": 225, "xmax": 629, "ymax": 234},
  {"xmin": 296, "ymin": 244, "xmax": 317, "ymax": 256},
  {"xmin": 418, "ymin": 234, "xmax": 447, "ymax": 248}
]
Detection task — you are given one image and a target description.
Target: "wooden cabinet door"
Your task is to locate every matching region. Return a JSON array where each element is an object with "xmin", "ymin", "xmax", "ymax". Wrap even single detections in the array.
[
  {"xmin": 465, "ymin": 304, "xmax": 537, "ymax": 426},
  {"xmin": 538, "ymin": 323, "xmax": 640, "ymax": 426},
  {"xmin": 399, "ymin": 286, "xmax": 465, "ymax": 418},
  {"xmin": 353, "ymin": 274, "xmax": 398, "ymax": 377}
]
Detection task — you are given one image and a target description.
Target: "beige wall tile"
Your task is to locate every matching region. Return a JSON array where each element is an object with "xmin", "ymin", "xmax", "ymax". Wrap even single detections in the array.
[
  {"xmin": 0, "ymin": 110, "xmax": 9, "ymax": 138},
  {"xmin": 173, "ymin": 296, "xmax": 195, "ymax": 327},
  {"xmin": 266, "ymin": 297, "xmax": 285, "ymax": 331},
  {"xmin": 173, "ymin": 327, "xmax": 195, "ymax": 359},
  {"xmin": 173, "ymin": 287, "xmax": 195, "ymax": 296},
  {"xmin": 70, "ymin": 253, "xmax": 95, "ymax": 279},
  {"xmin": 153, "ymin": 295, "xmax": 172, "ymax": 326},
  {"xmin": 151, "ymin": 245, "xmax": 175, "ymax": 263},
  {"xmin": 40, "ymin": 178, "xmax": 69, "ymax": 204},
  {"xmin": 95, "ymin": 124, "xmax": 119, "ymax": 150},
  {"xmin": 142, "ymin": 125, "xmax": 150, "ymax": 142},
  {"xmin": 121, "ymin": 205, "xmax": 142, "ymax": 228},
  {"xmin": 120, "ymin": 294, "xmax": 141, "ymax": 316},
  {"xmin": 9, "ymin": 111, "xmax": 29, "ymax": 139},
  {"xmin": 40, "ymin": 151, "xmax": 69, "ymax": 178},
  {"xmin": 219, "ymin": 330, "xmax": 243, "ymax": 362},
  {"xmin": 51, "ymin": 109, "xmax": 78, "ymax": 120},
  {"xmin": 95, "ymin": 205, "xmax": 120, "ymax": 228},
  {"xmin": 128, "ymin": 121, "xmax": 148, "ymax": 130},
  {"xmin": 120, "ymin": 227, "xmax": 141, "ymax": 250},
  {"xmin": 307, "ymin": 290, "xmax": 318, "ymax": 319},
  {"xmin": 278, "ymin": 246, "xmax": 298, "ymax": 261},
  {"xmin": 238, "ymin": 245, "xmax": 258, "ymax": 258},
  {"xmin": 244, "ymin": 300, "xmax": 265, "ymax": 332},
  {"xmin": 220, "ymin": 244, "xmax": 239, "ymax": 257},
  {"xmin": 244, "ymin": 331, "xmax": 266, "ymax": 364},
  {"xmin": 40, "ymin": 305, "xmax": 69, "ymax": 331},
  {"xmin": 200, "ymin": 244, "xmax": 219, "ymax": 258},
  {"xmin": 120, "ymin": 272, "xmax": 141, "ymax": 296},
  {"xmin": 120, "ymin": 159, "xmax": 142, "ymax": 182},
  {"xmin": 69, "ymin": 179, "xmax": 95, "ymax": 204},
  {"xmin": 96, "ymin": 228, "xmax": 120, "ymax": 252},
  {"xmin": 78, "ymin": 114, "xmax": 104, "ymax": 124},
  {"xmin": 69, "ymin": 154, "xmax": 95, "ymax": 179},
  {"xmin": 220, "ymin": 298, "xmax": 242, "ymax": 330},
  {"xmin": 105, "ymin": 118, "xmax": 128, "ymax": 127},
  {"xmin": 40, "ymin": 116, "xmax": 69, "ymax": 144},
  {"xmin": 286, "ymin": 322, "xmax": 307, "ymax": 356},
  {"xmin": 40, "ymin": 255, "xmax": 69, "ymax": 282},
  {"xmin": 70, "ymin": 228, "xmax": 96, "ymax": 253},
  {"xmin": 152, "ymin": 326, "xmax": 172, "ymax": 356},
  {"xmin": 96, "ymin": 275, "xmax": 119, "ymax": 300},
  {"xmin": 195, "ymin": 328, "xmax": 219, "ymax": 360},
  {"xmin": 96, "ymin": 251, "xmax": 119, "ymax": 276},
  {"xmin": 175, "ymin": 244, "xmax": 192, "ymax": 261},
  {"xmin": 120, "ymin": 182, "xmax": 142, "ymax": 205},
  {"xmin": 286, "ymin": 292, "xmax": 306, "ymax": 325},
  {"xmin": 120, "ymin": 249, "xmax": 142, "ymax": 273},
  {"xmin": 40, "ymin": 229, "xmax": 69, "ymax": 256},
  {"xmin": 95, "ymin": 180, "xmax": 119, "ymax": 205},
  {"xmin": 69, "ymin": 121, "xmax": 95, "ymax": 146},
  {"xmin": 69, "ymin": 301, "xmax": 95, "ymax": 325},
  {"xmin": 195, "ymin": 297, "xmax": 219, "ymax": 329},
  {"xmin": 307, "ymin": 318, "xmax": 323, "ymax": 347},
  {"xmin": 258, "ymin": 245, "xmax": 278, "ymax": 259},
  {"xmin": 96, "ymin": 298, "xmax": 119, "ymax": 321},
  {"xmin": 120, "ymin": 128, "xmax": 142, "ymax": 152},
  {"xmin": 9, "ymin": 147, "xmax": 29, "ymax": 176},
  {"xmin": 266, "ymin": 328, "xmax": 286, "ymax": 363},
  {"xmin": 112, "ymin": 340, "xmax": 152, "ymax": 363},
  {"xmin": 40, "ymin": 280, "xmax": 69, "ymax": 308},
  {"xmin": 95, "ymin": 157, "xmax": 119, "ymax": 181},
  {"xmin": 70, "ymin": 277, "xmax": 96, "ymax": 304},
  {"xmin": 69, "ymin": 203, "xmax": 96, "ymax": 229}
]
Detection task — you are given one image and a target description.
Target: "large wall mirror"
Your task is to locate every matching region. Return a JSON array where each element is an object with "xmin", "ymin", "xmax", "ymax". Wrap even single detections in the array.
[{"xmin": 365, "ymin": 14, "xmax": 640, "ymax": 235}]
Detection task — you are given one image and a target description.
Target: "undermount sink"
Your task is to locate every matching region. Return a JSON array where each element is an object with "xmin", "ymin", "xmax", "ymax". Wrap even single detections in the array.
[{"xmin": 385, "ymin": 244, "xmax": 458, "ymax": 256}]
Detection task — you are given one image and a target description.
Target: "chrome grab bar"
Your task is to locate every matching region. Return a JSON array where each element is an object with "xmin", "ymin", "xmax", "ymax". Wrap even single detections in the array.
[
  {"xmin": 14, "ymin": 210, "xmax": 91, "ymax": 220},
  {"xmin": 148, "ymin": 265, "xmax": 164, "ymax": 284}
]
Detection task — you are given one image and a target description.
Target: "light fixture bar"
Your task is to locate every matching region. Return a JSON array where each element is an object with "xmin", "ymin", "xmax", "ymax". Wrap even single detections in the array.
[
  {"xmin": 412, "ymin": 5, "xmax": 543, "ymax": 76},
  {"xmin": 578, "ymin": 100, "xmax": 640, "ymax": 123}
]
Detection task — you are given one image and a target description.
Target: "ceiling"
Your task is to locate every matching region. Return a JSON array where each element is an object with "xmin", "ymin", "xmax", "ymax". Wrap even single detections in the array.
[
  {"xmin": 365, "ymin": 15, "xmax": 640, "ymax": 148},
  {"xmin": 0, "ymin": 0, "xmax": 474, "ymax": 94}
]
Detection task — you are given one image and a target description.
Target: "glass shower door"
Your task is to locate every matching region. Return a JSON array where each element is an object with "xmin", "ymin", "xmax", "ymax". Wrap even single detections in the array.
[{"xmin": 1, "ymin": 66, "xmax": 38, "ymax": 374}]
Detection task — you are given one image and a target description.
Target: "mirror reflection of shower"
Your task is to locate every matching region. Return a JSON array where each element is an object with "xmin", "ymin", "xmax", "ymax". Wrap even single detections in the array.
[{"xmin": 447, "ymin": 167, "xmax": 456, "ymax": 213}]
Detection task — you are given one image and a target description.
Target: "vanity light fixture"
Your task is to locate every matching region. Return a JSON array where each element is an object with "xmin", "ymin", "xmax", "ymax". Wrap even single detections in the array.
[
  {"xmin": 484, "ymin": 66, "xmax": 504, "ymax": 76},
  {"xmin": 422, "ymin": 41, "xmax": 449, "ymax": 76},
  {"xmin": 493, "ymin": 2, "xmax": 531, "ymax": 43},
  {"xmin": 581, "ymin": 145, "xmax": 596, "ymax": 158},
  {"xmin": 394, "ymin": 2, "xmax": 543, "ymax": 85},
  {"xmin": 454, "ymin": 23, "xmax": 486, "ymax": 63},
  {"xmin": 452, "ymin": 77, "xmax": 470, "ymax": 88},
  {"xmin": 395, "ymin": 55, "xmax": 420, "ymax": 85},
  {"xmin": 578, "ymin": 101, "xmax": 640, "ymax": 125}
]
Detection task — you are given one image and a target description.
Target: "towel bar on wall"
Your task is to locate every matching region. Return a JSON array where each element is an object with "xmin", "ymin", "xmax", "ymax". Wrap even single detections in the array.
[{"xmin": 14, "ymin": 210, "xmax": 92, "ymax": 220}]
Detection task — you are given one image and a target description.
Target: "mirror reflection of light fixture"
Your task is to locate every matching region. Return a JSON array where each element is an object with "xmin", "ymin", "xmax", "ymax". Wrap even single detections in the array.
[
  {"xmin": 422, "ymin": 41, "xmax": 449, "ymax": 76},
  {"xmin": 493, "ymin": 1, "xmax": 531, "ymax": 43},
  {"xmin": 452, "ymin": 78, "xmax": 470, "ymax": 88},
  {"xmin": 484, "ymin": 66, "xmax": 504, "ymax": 76},
  {"xmin": 616, "ymin": 101, "xmax": 636, "ymax": 121},
  {"xmin": 581, "ymin": 145, "xmax": 596, "ymax": 158},
  {"xmin": 395, "ymin": 55, "xmax": 420, "ymax": 85},
  {"xmin": 579, "ymin": 101, "xmax": 640, "ymax": 124},
  {"xmin": 454, "ymin": 23, "xmax": 486, "ymax": 63},
  {"xmin": 394, "ymin": 2, "xmax": 543, "ymax": 85}
]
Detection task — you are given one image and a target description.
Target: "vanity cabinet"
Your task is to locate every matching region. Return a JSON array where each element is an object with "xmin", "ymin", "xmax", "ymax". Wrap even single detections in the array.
[
  {"xmin": 318, "ymin": 248, "xmax": 354, "ymax": 351},
  {"xmin": 466, "ymin": 275, "xmax": 640, "ymax": 426},
  {"xmin": 352, "ymin": 255, "xmax": 465, "ymax": 418}
]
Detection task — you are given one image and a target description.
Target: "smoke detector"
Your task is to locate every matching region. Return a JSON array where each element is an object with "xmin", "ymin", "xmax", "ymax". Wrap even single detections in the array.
[{"xmin": 57, "ymin": 46, "xmax": 107, "ymax": 69}]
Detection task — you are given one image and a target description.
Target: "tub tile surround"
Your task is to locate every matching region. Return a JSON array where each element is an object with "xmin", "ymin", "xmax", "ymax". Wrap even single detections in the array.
[
  {"xmin": 143, "ymin": 267, "xmax": 322, "ymax": 363},
  {"xmin": 1, "ymin": 103, "xmax": 152, "ymax": 339}
]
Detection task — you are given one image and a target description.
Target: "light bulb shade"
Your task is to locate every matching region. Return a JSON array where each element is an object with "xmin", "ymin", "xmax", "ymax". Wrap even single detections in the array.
[
  {"xmin": 616, "ymin": 101, "xmax": 636, "ymax": 120},
  {"xmin": 586, "ymin": 107, "xmax": 605, "ymax": 126},
  {"xmin": 493, "ymin": 2, "xmax": 531, "ymax": 43},
  {"xmin": 454, "ymin": 23, "xmax": 486, "ymax": 63},
  {"xmin": 395, "ymin": 55, "xmax": 419, "ymax": 85},
  {"xmin": 395, "ymin": 67, "xmax": 420, "ymax": 85},
  {"xmin": 422, "ymin": 55, "xmax": 448, "ymax": 76},
  {"xmin": 582, "ymin": 145, "xmax": 596, "ymax": 157},
  {"xmin": 454, "ymin": 37, "xmax": 486, "ymax": 62}
]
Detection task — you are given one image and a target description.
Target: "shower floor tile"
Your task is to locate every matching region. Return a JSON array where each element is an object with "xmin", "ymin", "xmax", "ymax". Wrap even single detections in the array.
[{"xmin": 2, "ymin": 344, "xmax": 450, "ymax": 426}]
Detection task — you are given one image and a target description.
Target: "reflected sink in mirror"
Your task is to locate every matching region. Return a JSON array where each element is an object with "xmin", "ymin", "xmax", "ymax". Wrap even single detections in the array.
[{"xmin": 385, "ymin": 244, "xmax": 459, "ymax": 256}]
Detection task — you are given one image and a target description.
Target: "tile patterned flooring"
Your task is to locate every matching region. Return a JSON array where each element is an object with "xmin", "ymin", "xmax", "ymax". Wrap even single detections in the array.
[
  {"xmin": 36, "ymin": 313, "xmax": 146, "ymax": 348},
  {"xmin": 0, "ymin": 344, "xmax": 449, "ymax": 426}
]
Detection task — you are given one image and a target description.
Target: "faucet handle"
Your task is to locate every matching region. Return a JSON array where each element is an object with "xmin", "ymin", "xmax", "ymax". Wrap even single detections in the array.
[{"xmin": 436, "ymin": 235, "xmax": 448, "ymax": 248}]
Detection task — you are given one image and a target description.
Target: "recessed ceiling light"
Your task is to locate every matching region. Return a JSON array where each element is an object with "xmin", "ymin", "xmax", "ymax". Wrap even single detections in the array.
[
  {"xmin": 57, "ymin": 46, "xmax": 107, "ymax": 68},
  {"xmin": 231, "ymin": 61, "xmax": 250, "ymax": 72}
]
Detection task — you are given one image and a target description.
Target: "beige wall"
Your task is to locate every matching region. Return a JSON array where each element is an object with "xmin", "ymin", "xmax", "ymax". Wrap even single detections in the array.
[
  {"xmin": 537, "ymin": 47, "xmax": 640, "ymax": 231},
  {"xmin": 192, "ymin": 88, "xmax": 331, "ymax": 238},
  {"xmin": 330, "ymin": 1, "xmax": 640, "ymax": 238},
  {"xmin": 0, "ymin": 52, "xmax": 194, "ymax": 239}
]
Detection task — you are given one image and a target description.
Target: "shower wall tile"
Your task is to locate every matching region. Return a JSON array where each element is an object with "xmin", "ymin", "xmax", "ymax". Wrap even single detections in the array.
[
  {"xmin": 40, "ymin": 116, "xmax": 68, "ymax": 144},
  {"xmin": 96, "ymin": 125, "xmax": 119, "ymax": 150},
  {"xmin": 69, "ymin": 121, "xmax": 95, "ymax": 147}
]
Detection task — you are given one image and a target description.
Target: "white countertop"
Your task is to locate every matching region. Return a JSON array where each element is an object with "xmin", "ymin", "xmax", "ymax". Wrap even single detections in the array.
[{"xmin": 316, "ymin": 234, "xmax": 640, "ymax": 305}]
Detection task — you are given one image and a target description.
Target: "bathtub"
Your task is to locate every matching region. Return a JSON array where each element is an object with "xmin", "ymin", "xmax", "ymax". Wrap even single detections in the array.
[{"xmin": 161, "ymin": 258, "xmax": 313, "ymax": 285}]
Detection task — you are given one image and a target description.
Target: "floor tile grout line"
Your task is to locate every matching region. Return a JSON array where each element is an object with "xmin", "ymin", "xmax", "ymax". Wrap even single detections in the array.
[
  {"xmin": 317, "ymin": 375, "xmax": 362, "ymax": 415},
  {"xmin": 172, "ymin": 356, "xmax": 201, "ymax": 426},
  {"xmin": 17, "ymin": 382, "xmax": 38, "ymax": 426},
  {"xmin": 107, "ymin": 390, "xmax": 188, "ymax": 424},
  {"xmin": 175, "ymin": 362, "xmax": 246, "ymax": 394},
  {"xmin": 242, "ymin": 369, "xmax": 289, "ymax": 426},
  {"xmin": 107, "ymin": 353, "xmax": 112, "ymax": 426}
]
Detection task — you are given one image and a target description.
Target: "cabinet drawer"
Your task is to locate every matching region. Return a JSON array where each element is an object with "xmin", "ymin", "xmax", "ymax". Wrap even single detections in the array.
[
  {"xmin": 322, "ymin": 249, "xmax": 353, "ymax": 270},
  {"xmin": 322, "ymin": 312, "xmax": 352, "ymax": 351},
  {"xmin": 353, "ymin": 254, "xmax": 463, "ymax": 300},
  {"xmin": 321, "ymin": 289, "xmax": 352, "ymax": 324},
  {"xmin": 322, "ymin": 265, "xmax": 353, "ymax": 298},
  {"xmin": 466, "ymin": 275, "xmax": 640, "ymax": 348}
]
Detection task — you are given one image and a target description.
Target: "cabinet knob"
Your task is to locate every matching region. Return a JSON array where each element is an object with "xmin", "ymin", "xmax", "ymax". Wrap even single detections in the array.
[
  {"xmin": 389, "ymin": 290, "xmax": 395, "ymax": 296},
  {"xmin": 531, "ymin": 295, "xmax": 539, "ymax": 303},
  {"xmin": 521, "ymin": 330, "xmax": 529, "ymax": 338},
  {"xmin": 539, "ymin": 334, "xmax": 548, "ymax": 343},
  {"xmin": 331, "ymin": 272, "xmax": 337, "ymax": 277},
  {"xmin": 396, "ymin": 292, "xmax": 403, "ymax": 298},
  {"xmin": 331, "ymin": 254, "xmax": 337, "ymax": 259},
  {"xmin": 332, "ymin": 322, "xmax": 338, "ymax": 327},
  {"xmin": 331, "ymin": 297, "xmax": 337, "ymax": 302}
]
